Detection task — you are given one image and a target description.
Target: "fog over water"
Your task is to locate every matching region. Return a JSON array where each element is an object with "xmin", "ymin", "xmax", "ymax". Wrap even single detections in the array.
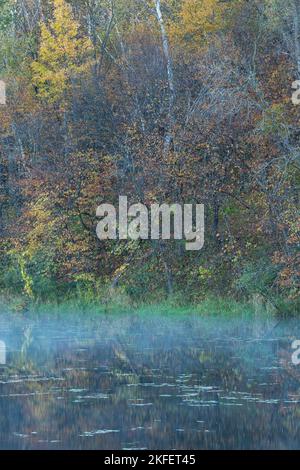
[{"xmin": 0, "ymin": 313, "xmax": 299, "ymax": 450}]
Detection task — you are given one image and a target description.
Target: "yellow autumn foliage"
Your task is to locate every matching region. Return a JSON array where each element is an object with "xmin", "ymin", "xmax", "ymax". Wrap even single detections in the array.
[
  {"xmin": 168, "ymin": 0, "xmax": 228, "ymax": 49},
  {"xmin": 31, "ymin": 0, "xmax": 92, "ymax": 103}
]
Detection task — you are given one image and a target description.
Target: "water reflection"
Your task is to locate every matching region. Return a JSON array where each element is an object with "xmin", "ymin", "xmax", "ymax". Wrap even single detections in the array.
[{"xmin": 0, "ymin": 315, "xmax": 299, "ymax": 449}]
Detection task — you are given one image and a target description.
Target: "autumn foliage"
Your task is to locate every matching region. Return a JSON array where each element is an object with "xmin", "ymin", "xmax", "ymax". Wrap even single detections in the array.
[{"xmin": 0, "ymin": 0, "xmax": 299, "ymax": 311}]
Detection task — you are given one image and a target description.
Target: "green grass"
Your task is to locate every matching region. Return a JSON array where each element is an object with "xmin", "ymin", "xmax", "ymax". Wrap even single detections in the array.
[
  {"xmin": 1, "ymin": 295, "xmax": 258, "ymax": 321},
  {"xmin": 2, "ymin": 289, "xmax": 296, "ymax": 320}
]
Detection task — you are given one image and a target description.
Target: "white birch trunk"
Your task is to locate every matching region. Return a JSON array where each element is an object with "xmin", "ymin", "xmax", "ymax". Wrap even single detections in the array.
[
  {"xmin": 153, "ymin": 0, "xmax": 175, "ymax": 156},
  {"xmin": 293, "ymin": 0, "xmax": 300, "ymax": 77}
]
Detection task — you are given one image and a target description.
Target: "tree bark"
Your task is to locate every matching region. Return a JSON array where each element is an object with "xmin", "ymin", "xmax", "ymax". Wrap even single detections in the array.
[
  {"xmin": 293, "ymin": 0, "xmax": 300, "ymax": 77},
  {"xmin": 153, "ymin": 0, "xmax": 175, "ymax": 156}
]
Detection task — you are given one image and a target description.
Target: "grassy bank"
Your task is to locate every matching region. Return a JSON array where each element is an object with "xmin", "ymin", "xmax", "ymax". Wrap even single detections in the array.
[{"xmin": 0, "ymin": 290, "xmax": 298, "ymax": 320}]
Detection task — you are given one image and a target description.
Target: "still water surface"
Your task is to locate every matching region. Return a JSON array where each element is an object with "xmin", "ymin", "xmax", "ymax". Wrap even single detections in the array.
[{"xmin": 0, "ymin": 314, "xmax": 299, "ymax": 449}]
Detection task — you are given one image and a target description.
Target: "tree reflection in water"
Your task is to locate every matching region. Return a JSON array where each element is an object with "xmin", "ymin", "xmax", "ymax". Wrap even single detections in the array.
[{"xmin": 0, "ymin": 315, "xmax": 299, "ymax": 450}]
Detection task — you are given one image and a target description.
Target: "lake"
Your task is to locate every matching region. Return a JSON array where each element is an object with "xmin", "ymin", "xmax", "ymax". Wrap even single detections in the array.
[{"xmin": 0, "ymin": 313, "xmax": 299, "ymax": 449}]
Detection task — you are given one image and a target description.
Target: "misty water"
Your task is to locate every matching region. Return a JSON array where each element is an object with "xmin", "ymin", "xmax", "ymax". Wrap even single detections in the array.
[{"xmin": 0, "ymin": 313, "xmax": 299, "ymax": 450}]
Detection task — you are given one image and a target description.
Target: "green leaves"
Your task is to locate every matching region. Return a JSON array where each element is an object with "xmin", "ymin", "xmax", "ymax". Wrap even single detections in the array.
[{"xmin": 0, "ymin": 0, "xmax": 14, "ymax": 33}]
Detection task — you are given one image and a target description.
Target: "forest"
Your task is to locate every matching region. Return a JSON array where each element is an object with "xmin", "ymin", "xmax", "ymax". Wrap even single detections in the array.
[{"xmin": 0, "ymin": 0, "xmax": 299, "ymax": 315}]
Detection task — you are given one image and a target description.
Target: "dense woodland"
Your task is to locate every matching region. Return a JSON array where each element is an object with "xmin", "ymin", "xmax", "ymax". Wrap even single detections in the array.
[{"xmin": 0, "ymin": 0, "xmax": 299, "ymax": 312}]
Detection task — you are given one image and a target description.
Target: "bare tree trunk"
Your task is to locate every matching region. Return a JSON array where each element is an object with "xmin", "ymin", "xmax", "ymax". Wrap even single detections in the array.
[
  {"xmin": 153, "ymin": 0, "xmax": 175, "ymax": 156},
  {"xmin": 293, "ymin": 0, "xmax": 300, "ymax": 77},
  {"xmin": 163, "ymin": 258, "xmax": 173, "ymax": 297}
]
